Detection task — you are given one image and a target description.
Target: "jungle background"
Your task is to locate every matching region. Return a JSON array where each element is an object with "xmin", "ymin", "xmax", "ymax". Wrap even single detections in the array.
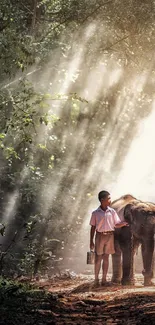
[
  {"xmin": 1, "ymin": 0, "xmax": 155, "ymax": 278},
  {"xmin": 1, "ymin": 1, "xmax": 155, "ymax": 324}
]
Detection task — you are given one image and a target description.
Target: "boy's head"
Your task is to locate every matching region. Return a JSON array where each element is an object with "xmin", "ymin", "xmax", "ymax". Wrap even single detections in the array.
[{"xmin": 98, "ymin": 190, "xmax": 111, "ymax": 207}]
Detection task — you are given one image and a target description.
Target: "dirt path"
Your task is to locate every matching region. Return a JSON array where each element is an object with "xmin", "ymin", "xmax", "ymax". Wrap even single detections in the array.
[
  {"xmin": 37, "ymin": 274, "xmax": 155, "ymax": 324},
  {"xmin": 0, "ymin": 274, "xmax": 155, "ymax": 324}
]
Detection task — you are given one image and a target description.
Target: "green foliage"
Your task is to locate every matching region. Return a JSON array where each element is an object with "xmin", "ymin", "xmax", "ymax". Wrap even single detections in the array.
[
  {"xmin": 0, "ymin": 277, "xmax": 32, "ymax": 297},
  {"xmin": 0, "ymin": 0, "xmax": 155, "ymax": 278}
]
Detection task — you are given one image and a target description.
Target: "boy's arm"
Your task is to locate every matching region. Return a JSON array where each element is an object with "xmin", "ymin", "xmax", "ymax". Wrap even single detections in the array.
[
  {"xmin": 113, "ymin": 210, "xmax": 129, "ymax": 228},
  {"xmin": 90, "ymin": 226, "xmax": 96, "ymax": 250},
  {"xmin": 115, "ymin": 221, "xmax": 129, "ymax": 228}
]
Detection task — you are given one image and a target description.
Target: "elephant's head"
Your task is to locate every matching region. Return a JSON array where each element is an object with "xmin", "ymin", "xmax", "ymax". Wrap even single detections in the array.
[
  {"xmin": 124, "ymin": 201, "xmax": 155, "ymax": 226},
  {"xmin": 112, "ymin": 194, "xmax": 155, "ymax": 227},
  {"xmin": 111, "ymin": 194, "xmax": 137, "ymax": 221}
]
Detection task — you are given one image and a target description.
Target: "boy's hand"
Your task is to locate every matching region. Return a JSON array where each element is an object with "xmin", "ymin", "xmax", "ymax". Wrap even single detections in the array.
[
  {"xmin": 90, "ymin": 242, "xmax": 95, "ymax": 251},
  {"xmin": 122, "ymin": 221, "xmax": 129, "ymax": 227},
  {"xmin": 115, "ymin": 221, "xmax": 129, "ymax": 228}
]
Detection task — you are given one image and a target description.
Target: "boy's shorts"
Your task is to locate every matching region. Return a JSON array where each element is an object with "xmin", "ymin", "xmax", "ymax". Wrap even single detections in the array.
[{"xmin": 95, "ymin": 231, "xmax": 115, "ymax": 255}]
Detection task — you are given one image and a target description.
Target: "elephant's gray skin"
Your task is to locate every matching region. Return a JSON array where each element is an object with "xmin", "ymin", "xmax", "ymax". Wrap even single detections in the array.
[{"xmin": 111, "ymin": 194, "xmax": 155, "ymax": 286}]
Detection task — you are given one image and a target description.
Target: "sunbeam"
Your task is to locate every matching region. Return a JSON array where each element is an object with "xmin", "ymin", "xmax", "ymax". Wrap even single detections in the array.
[
  {"xmin": 1, "ymin": 9, "xmax": 155, "ymax": 278},
  {"xmin": 112, "ymin": 100, "xmax": 155, "ymax": 201}
]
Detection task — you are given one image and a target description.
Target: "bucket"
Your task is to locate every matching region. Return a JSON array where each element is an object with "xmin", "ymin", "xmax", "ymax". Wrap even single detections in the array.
[{"xmin": 87, "ymin": 251, "xmax": 95, "ymax": 264}]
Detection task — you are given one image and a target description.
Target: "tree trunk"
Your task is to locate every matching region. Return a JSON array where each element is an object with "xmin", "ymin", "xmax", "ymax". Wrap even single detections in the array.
[{"xmin": 31, "ymin": 0, "xmax": 37, "ymax": 35}]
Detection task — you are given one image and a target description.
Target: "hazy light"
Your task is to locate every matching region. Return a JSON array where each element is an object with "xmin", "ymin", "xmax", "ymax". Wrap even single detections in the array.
[
  {"xmin": 84, "ymin": 22, "xmax": 97, "ymax": 40},
  {"xmin": 109, "ymin": 68, "xmax": 122, "ymax": 87},
  {"xmin": 2, "ymin": 166, "xmax": 29, "ymax": 224},
  {"xmin": 83, "ymin": 62, "xmax": 107, "ymax": 101},
  {"xmin": 112, "ymin": 101, "xmax": 155, "ymax": 201},
  {"xmin": 2, "ymin": 190, "xmax": 19, "ymax": 224},
  {"xmin": 15, "ymin": 21, "xmax": 155, "ymax": 273}
]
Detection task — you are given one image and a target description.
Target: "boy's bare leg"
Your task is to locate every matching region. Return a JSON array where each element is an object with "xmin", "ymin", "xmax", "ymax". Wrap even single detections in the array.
[
  {"xmin": 94, "ymin": 254, "xmax": 103, "ymax": 281},
  {"xmin": 102, "ymin": 254, "xmax": 109, "ymax": 283}
]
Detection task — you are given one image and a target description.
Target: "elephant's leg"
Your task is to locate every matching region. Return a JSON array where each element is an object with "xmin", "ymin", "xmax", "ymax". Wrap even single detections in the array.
[
  {"xmin": 121, "ymin": 247, "xmax": 134, "ymax": 285},
  {"xmin": 121, "ymin": 237, "xmax": 140, "ymax": 285},
  {"xmin": 119, "ymin": 227, "xmax": 135, "ymax": 285},
  {"xmin": 141, "ymin": 237, "xmax": 154, "ymax": 286},
  {"xmin": 111, "ymin": 238, "xmax": 122, "ymax": 283}
]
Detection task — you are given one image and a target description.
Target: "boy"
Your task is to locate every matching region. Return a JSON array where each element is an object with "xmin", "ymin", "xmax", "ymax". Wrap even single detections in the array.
[{"xmin": 90, "ymin": 190, "xmax": 128, "ymax": 286}]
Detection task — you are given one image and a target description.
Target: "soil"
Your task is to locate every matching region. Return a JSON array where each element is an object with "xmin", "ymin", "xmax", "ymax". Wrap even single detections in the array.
[{"xmin": 0, "ymin": 274, "xmax": 155, "ymax": 324}]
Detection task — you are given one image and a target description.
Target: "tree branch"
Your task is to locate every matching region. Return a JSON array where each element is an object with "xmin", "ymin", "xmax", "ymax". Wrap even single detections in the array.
[
  {"xmin": 101, "ymin": 34, "xmax": 130, "ymax": 53},
  {"xmin": 81, "ymin": 0, "xmax": 113, "ymax": 24},
  {"xmin": 39, "ymin": 0, "xmax": 114, "ymax": 43}
]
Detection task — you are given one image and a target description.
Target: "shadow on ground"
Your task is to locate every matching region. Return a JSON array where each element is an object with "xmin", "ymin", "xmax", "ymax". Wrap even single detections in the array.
[{"xmin": 0, "ymin": 276, "xmax": 155, "ymax": 324}]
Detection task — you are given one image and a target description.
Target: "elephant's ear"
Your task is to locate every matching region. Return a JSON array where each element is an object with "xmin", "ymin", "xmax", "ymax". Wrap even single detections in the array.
[{"xmin": 124, "ymin": 204, "xmax": 134, "ymax": 224}]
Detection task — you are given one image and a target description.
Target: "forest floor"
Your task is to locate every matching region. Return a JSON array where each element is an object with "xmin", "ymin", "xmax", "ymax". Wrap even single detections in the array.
[{"xmin": 0, "ymin": 273, "xmax": 155, "ymax": 324}]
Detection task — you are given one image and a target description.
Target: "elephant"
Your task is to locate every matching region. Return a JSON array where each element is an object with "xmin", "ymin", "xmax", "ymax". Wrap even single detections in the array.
[{"xmin": 111, "ymin": 194, "xmax": 155, "ymax": 286}]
